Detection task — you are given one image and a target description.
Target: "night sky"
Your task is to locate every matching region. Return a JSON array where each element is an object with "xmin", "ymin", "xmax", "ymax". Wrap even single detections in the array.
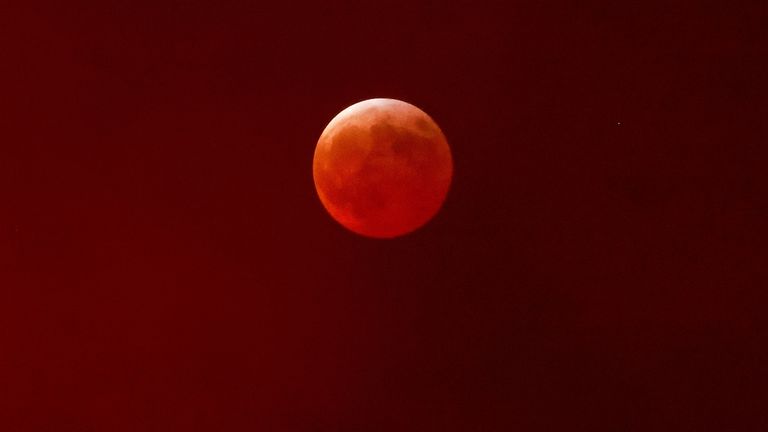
[{"xmin": 3, "ymin": 1, "xmax": 767, "ymax": 430}]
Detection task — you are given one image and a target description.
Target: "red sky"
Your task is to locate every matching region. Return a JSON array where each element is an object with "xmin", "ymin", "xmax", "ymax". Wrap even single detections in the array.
[{"xmin": 2, "ymin": 1, "xmax": 766, "ymax": 430}]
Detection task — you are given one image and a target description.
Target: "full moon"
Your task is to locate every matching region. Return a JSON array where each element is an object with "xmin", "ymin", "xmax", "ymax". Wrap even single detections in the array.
[{"xmin": 313, "ymin": 98, "xmax": 453, "ymax": 238}]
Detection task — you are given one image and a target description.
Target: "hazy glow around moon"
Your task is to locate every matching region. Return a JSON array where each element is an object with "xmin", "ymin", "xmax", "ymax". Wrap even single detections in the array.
[{"xmin": 313, "ymin": 98, "xmax": 453, "ymax": 238}]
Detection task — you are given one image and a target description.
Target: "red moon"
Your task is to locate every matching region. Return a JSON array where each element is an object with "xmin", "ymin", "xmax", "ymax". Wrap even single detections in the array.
[{"xmin": 313, "ymin": 98, "xmax": 453, "ymax": 238}]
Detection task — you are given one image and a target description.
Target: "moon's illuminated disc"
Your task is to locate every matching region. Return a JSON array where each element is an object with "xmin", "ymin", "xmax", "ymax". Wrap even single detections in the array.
[{"xmin": 313, "ymin": 98, "xmax": 453, "ymax": 238}]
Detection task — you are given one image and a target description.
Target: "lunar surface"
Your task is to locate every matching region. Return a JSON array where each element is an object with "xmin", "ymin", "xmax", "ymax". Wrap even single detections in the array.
[{"xmin": 313, "ymin": 98, "xmax": 453, "ymax": 238}]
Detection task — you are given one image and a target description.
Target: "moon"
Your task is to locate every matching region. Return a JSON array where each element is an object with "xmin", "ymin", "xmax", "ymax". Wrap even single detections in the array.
[{"xmin": 313, "ymin": 98, "xmax": 453, "ymax": 238}]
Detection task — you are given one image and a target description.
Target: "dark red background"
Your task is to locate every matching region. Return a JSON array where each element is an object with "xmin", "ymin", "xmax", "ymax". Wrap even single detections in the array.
[{"xmin": 2, "ymin": 1, "xmax": 767, "ymax": 430}]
